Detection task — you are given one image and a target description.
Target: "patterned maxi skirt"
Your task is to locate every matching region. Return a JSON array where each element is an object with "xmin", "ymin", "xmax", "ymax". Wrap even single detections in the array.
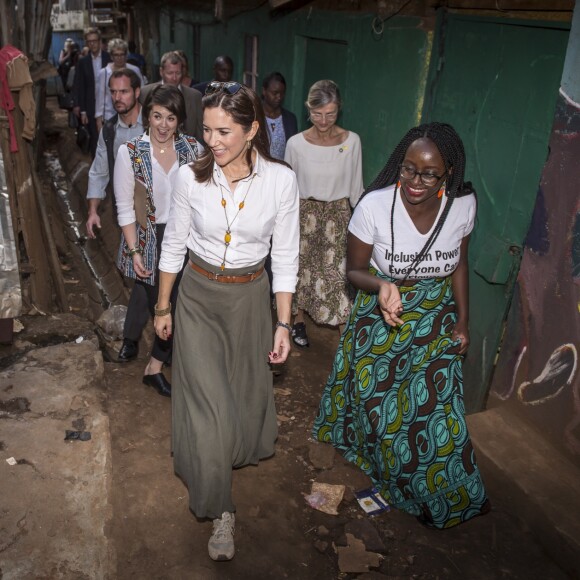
[
  {"xmin": 296, "ymin": 198, "xmax": 353, "ymax": 326},
  {"xmin": 312, "ymin": 271, "xmax": 490, "ymax": 529}
]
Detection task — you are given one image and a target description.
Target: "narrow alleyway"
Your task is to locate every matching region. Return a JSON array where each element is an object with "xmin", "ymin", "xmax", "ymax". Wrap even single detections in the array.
[{"xmin": 0, "ymin": 101, "xmax": 572, "ymax": 579}]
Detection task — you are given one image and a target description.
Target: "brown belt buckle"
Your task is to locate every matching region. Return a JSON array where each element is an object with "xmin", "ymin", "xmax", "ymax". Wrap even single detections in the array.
[{"xmin": 209, "ymin": 270, "xmax": 220, "ymax": 281}]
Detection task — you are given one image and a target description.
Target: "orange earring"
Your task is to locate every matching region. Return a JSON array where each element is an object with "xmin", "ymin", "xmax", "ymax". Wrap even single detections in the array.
[{"xmin": 437, "ymin": 183, "xmax": 446, "ymax": 198}]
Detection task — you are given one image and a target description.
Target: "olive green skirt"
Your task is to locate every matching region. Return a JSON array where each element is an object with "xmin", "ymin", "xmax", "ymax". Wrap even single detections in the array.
[{"xmin": 172, "ymin": 252, "xmax": 276, "ymax": 519}]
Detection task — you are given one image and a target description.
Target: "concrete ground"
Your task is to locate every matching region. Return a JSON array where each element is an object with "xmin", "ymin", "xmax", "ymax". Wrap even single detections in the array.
[{"xmin": 0, "ymin": 317, "xmax": 114, "ymax": 579}]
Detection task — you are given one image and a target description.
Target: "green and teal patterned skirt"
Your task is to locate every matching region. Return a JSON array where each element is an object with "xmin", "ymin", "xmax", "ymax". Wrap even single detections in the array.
[{"xmin": 312, "ymin": 271, "xmax": 490, "ymax": 529}]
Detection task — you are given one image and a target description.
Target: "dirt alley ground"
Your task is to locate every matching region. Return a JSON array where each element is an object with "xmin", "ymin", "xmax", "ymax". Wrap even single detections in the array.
[
  {"xmin": 98, "ymin": 319, "xmax": 569, "ymax": 580},
  {"xmin": 1, "ymin": 101, "xmax": 572, "ymax": 579}
]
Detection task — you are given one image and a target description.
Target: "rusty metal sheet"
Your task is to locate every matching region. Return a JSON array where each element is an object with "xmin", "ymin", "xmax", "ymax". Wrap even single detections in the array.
[{"xmin": 0, "ymin": 143, "xmax": 22, "ymax": 318}]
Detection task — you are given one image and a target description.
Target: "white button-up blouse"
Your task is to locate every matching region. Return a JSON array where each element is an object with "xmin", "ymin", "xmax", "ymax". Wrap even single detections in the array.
[
  {"xmin": 159, "ymin": 153, "xmax": 300, "ymax": 294},
  {"xmin": 114, "ymin": 133, "xmax": 179, "ymax": 226}
]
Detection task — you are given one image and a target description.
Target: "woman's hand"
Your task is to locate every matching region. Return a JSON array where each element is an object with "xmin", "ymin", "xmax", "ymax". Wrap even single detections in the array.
[
  {"xmin": 268, "ymin": 326, "xmax": 291, "ymax": 365},
  {"xmin": 452, "ymin": 320, "xmax": 470, "ymax": 355},
  {"xmin": 346, "ymin": 233, "xmax": 403, "ymax": 327},
  {"xmin": 154, "ymin": 313, "xmax": 173, "ymax": 341},
  {"xmin": 132, "ymin": 253, "xmax": 152, "ymax": 278},
  {"xmin": 378, "ymin": 282, "xmax": 404, "ymax": 327}
]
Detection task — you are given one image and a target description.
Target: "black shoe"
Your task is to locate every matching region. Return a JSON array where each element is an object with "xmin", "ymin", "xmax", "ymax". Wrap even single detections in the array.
[
  {"xmin": 291, "ymin": 322, "xmax": 309, "ymax": 348},
  {"xmin": 142, "ymin": 373, "xmax": 171, "ymax": 397},
  {"xmin": 118, "ymin": 338, "xmax": 138, "ymax": 362}
]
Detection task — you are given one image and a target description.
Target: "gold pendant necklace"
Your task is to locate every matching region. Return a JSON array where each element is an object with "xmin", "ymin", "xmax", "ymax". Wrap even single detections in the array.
[
  {"xmin": 151, "ymin": 136, "xmax": 171, "ymax": 155},
  {"xmin": 219, "ymin": 174, "xmax": 256, "ymax": 270}
]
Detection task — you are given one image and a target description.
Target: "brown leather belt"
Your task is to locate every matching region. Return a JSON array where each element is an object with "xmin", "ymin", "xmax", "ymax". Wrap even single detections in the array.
[{"xmin": 189, "ymin": 261, "xmax": 264, "ymax": 284}]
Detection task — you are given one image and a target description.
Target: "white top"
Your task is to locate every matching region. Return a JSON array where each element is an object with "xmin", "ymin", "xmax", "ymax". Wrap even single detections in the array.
[
  {"xmin": 266, "ymin": 115, "xmax": 286, "ymax": 160},
  {"xmin": 284, "ymin": 131, "xmax": 364, "ymax": 207},
  {"xmin": 349, "ymin": 184, "xmax": 476, "ymax": 280},
  {"xmin": 91, "ymin": 51, "xmax": 103, "ymax": 82},
  {"xmin": 159, "ymin": 153, "xmax": 300, "ymax": 294},
  {"xmin": 95, "ymin": 62, "xmax": 143, "ymax": 121},
  {"xmin": 114, "ymin": 134, "xmax": 179, "ymax": 226},
  {"xmin": 87, "ymin": 110, "xmax": 144, "ymax": 200}
]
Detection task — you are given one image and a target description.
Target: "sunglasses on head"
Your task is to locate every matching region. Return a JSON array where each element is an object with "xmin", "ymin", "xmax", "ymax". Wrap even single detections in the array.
[{"xmin": 205, "ymin": 81, "xmax": 242, "ymax": 96}]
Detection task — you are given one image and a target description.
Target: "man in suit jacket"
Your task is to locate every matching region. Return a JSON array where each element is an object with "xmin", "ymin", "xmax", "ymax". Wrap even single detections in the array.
[
  {"xmin": 72, "ymin": 27, "xmax": 111, "ymax": 156},
  {"xmin": 139, "ymin": 51, "xmax": 203, "ymax": 141},
  {"xmin": 261, "ymin": 71, "xmax": 298, "ymax": 160}
]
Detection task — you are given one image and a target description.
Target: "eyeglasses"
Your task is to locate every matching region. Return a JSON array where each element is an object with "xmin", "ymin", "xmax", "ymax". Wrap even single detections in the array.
[
  {"xmin": 111, "ymin": 52, "xmax": 126, "ymax": 58},
  {"xmin": 310, "ymin": 111, "xmax": 338, "ymax": 121},
  {"xmin": 400, "ymin": 165, "xmax": 445, "ymax": 187},
  {"xmin": 205, "ymin": 81, "xmax": 242, "ymax": 96}
]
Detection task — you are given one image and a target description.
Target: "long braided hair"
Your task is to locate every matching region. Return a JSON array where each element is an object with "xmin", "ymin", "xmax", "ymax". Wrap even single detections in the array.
[{"xmin": 361, "ymin": 122, "xmax": 474, "ymax": 283}]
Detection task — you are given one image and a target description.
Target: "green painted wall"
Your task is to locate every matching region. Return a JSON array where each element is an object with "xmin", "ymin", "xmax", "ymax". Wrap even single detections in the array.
[
  {"xmin": 156, "ymin": 10, "xmax": 199, "ymax": 80},
  {"xmin": 423, "ymin": 13, "xmax": 569, "ymax": 412},
  {"xmin": 174, "ymin": 7, "xmax": 429, "ymax": 185}
]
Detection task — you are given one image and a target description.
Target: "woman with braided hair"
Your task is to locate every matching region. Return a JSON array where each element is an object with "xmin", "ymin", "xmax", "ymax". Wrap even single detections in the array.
[{"xmin": 313, "ymin": 122, "xmax": 490, "ymax": 529}]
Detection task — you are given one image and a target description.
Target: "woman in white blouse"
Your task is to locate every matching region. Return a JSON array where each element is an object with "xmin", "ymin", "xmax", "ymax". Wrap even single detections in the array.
[
  {"xmin": 154, "ymin": 82, "xmax": 299, "ymax": 562},
  {"xmin": 284, "ymin": 79, "xmax": 364, "ymax": 347},
  {"xmin": 114, "ymin": 85, "xmax": 201, "ymax": 397}
]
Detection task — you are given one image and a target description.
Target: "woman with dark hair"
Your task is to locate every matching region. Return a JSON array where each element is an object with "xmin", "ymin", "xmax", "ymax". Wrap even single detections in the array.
[
  {"xmin": 285, "ymin": 79, "xmax": 363, "ymax": 347},
  {"xmin": 313, "ymin": 122, "xmax": 490, "ymax": 529},
  {"xmin": 154, "ymin": 82, "xmax": 299, "ymax": 561},
  {"xmin": 114, "ymin": 84, "xmax": 202, "ymax": 396}
]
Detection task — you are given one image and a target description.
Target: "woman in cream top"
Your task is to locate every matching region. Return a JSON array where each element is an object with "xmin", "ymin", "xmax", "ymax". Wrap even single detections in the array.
[{"xmin": 284, "ymin": 79, "xmax": 363, "ymax": 346}]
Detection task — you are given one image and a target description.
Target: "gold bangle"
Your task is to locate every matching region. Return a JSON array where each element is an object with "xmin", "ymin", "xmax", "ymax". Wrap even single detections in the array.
[
  {"xmin": 154, "ymin": 302, "xmax": 171, "ymax": 317},
  {"xmin": 128, "ymin": 245, "xmax": 143, "ymax": 257}
]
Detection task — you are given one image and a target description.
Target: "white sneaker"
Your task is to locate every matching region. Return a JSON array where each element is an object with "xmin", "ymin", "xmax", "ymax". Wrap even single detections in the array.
[{"xmin": 208, "ymin": 511, "xmax": 235, "ymax": 561}]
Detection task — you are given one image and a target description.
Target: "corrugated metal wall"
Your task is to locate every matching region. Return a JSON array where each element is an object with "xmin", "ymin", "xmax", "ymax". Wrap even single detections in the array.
[
  {"xmin": 422, "ymin": 13, "xmax": 569, "ymax": 412},
  {"xmin": 153, "ymin": 6, "xmax": 575, "ymax": 449}
]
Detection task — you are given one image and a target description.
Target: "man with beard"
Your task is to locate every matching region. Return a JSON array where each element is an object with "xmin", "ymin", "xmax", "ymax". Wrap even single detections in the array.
[{"xmin": 86, "ymin": 68, "xmax": 149, "ymax": 363}]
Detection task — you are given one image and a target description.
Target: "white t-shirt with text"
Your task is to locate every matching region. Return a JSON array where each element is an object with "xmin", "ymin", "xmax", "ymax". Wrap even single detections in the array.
[{"xmin": 349, "ymin": 184, "xmax": 476, "ymax": 280}]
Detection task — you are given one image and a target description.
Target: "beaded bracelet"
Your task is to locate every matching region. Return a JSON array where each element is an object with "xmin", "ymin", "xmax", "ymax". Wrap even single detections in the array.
[
  {"xmin": 275, "ymin": 321, "xmax": 292, "ymax": 332},
  {"xmin": 154, "ymin": 302, "xmax": 171, "ymax": 317}
]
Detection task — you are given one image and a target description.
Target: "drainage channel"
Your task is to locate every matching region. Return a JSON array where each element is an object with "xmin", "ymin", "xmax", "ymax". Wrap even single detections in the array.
[{"xmin": 43, "ymin": 150, "xmax": 125, "ymax": 312}]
